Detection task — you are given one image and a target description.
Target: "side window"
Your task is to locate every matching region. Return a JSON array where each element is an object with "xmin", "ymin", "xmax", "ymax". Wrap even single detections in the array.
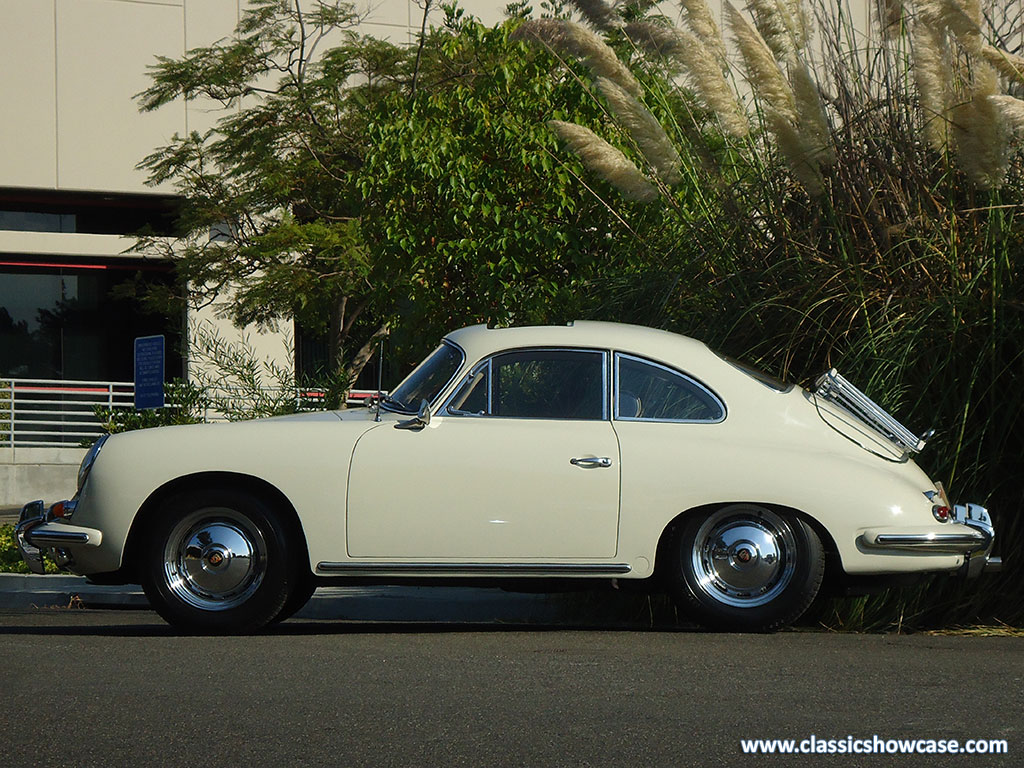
[
  {"xmin": 615, "ymin": 353, "xmax": 725, "ymax": 422},
  {"xmin": 447, "ymin": 349, "xmax": 606, "ymax": 420}
]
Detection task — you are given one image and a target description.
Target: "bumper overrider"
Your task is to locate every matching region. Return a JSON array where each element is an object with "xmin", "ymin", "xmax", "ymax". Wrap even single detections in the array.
[
  {"xmin": 15, "ymin": 499, "xmax": 103, "ymax": 574},
  {"xmin": 862, "ymin": 503, "xmax": 1001, "ymax": 578}
]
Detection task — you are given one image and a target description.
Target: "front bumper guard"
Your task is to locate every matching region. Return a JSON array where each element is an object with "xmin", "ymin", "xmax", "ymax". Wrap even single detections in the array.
[
  {"xmin": 16, "ymin": 500, "xmax": 102, "ymax": 574},
  {"xmin": 861, "ymin": 503, "xmax": 999, "ymax": 578}
]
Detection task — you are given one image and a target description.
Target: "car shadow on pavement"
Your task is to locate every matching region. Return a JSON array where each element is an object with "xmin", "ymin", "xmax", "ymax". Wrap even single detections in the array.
[{"xmin": 0, "ymin": 611, "xmax": 703, "ymax": 637}]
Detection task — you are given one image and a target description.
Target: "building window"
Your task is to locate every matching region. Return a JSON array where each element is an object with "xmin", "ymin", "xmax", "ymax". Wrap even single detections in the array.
[{"xmin": 0, "ymin": 259, "xmax": 181, "ymax": 381}]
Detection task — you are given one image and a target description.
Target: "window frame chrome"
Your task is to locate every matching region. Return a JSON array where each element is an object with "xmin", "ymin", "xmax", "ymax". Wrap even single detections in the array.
[
  {"xmin": 442, "ymin": 346, "xmax": 609, "ymax": 421},
  {"xmin": 612, "ymin": 352, "xmax": 727, "ymax": 424}
]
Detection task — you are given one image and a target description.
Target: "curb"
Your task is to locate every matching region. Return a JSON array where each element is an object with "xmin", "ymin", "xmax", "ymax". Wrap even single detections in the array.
[
  {"xmin": 0, "ymin": 574, "xmax": 572, "ymax": 623},
  {"xmin": 0, "ymin": 574, "xmax": 149, "ymax": 609}
]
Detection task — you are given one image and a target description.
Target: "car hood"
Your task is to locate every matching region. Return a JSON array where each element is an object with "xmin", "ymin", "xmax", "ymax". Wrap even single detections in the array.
[{"xmin": 248, "ymin": 408, "xmax": 374, "ymax": 424}]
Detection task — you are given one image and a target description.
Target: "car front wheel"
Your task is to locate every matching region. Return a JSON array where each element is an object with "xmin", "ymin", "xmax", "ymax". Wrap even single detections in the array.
[
  {"xmin": 669, "ymin": 504, "xmax": 824, "ymax": 632},
  {"xmin": 140, "ymin": 489, "xmax": 295, "ymax": 633}
]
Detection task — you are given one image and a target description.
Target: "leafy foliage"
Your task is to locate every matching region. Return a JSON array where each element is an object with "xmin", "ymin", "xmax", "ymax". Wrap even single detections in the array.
[
  {"xmin": 136, "ymin": 1, "xmax": 636, "ymax": 387},
  {"xmin": 92, "ymin": 379, "xmax": 208, "ymax": 437},
  {"xmin": 0, "ymin": 524, "xmax": 57, "ymax": 574},
  {"xmin": 358, "ymin": 9, "xmax": 640, "ymax": 350}
]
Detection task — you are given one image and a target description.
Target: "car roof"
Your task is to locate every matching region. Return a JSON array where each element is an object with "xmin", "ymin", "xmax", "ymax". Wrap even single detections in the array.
[{"xmin": 443, "ymin": 321, "xmax": 715, "ymax": 366}]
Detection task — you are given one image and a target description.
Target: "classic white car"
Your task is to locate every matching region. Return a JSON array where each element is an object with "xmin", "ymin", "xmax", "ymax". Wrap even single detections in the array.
[{"xmin": 17, "ymin": 322, "xmax": 998, "ymax": 632}]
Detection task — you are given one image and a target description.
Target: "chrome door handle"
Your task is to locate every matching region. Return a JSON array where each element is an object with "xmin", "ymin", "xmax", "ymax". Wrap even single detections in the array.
[{"xmin": 570, "ymin": 456, "xmax": 613, "ymax": 468}]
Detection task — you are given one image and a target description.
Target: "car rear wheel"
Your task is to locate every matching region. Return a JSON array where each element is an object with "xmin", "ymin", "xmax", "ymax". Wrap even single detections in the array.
[
  {"xmin": 140, "ymin": 489, "xmax": 295, "ymax": 633},
  {"xmin": 669, "ymin": 504, "xmax": 824, "ymax": 632}
]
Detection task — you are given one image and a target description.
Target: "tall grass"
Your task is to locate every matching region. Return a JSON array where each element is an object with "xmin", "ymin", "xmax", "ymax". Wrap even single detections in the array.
[{"xmin": 519, "ymin": 0, "xmax": 1024, "ymax": 630}]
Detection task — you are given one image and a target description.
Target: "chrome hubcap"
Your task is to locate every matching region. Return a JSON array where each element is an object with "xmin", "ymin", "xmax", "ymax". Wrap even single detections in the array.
[
  {"xmin": 163, "ymin": 508, "xmax": 266, "ymax": 611},
  {"xmin": 690, "ymin": 506, "xmax": 796, "ymax": 608}
]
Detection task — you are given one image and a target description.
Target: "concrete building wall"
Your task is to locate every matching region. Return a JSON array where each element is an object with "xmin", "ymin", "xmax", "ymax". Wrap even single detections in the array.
[{"xmin": 0, "ymin": 0, "xmax": 505, "ymax": 196}]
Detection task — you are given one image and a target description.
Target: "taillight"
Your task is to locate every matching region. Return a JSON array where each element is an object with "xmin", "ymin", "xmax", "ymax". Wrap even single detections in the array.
[{"xmin": 932, "ymin": 505, "xmax": 951, "ymax": 523}]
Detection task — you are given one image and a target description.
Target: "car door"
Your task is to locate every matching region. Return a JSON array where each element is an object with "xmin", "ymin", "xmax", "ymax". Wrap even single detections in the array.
[{"xmin": 346, "ymin": 348, "xmax": 621, "ymax": 560}]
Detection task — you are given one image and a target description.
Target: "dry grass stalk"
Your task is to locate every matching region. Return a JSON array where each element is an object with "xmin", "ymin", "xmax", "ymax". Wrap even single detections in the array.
[
  {"xmin": 916, "ymin": 0, "xmax": 982, "ymax": 55},
  {"xmin": 512, "ymin": 19, "xmax": 643, "ymax": 98},
  {"xmin": 595, "ymin": 76, "xmax": 683, "ymax": 183},
  {"xmin": 981, "ymin": 45, "xmax": 1024, "ymax": 86},
  {"xmin": 624, "ymin": 21, "xmax": 749, "ymax": 137},
  {"xmin": 729, "ymin": 2, "xmax": 798, "ymax": 123},
  {"xmin": 679, "ymin": 0, "xmax": 730, "ymax": 71},
  {"xmin": 548, "ymin": 120, "xmax": 659, "ymax": 201},
  {"xmin": 745, "ymin": 0, "xmax": 809, "ymax": 62},
  {"xmin": 790, "ymin": 58, "xmax": 835, "ymax": 164},
  {"xmin": 912, "ymin": 21, "xmax": 952, "ymax": 151},
  {"xmin": 763, "ymin": 106, "xmax": 824, "ymax": 194},
  {"xmin": 568, "ymin": 0, "xmax": 622, "ymax": 32},
  {"xmin": 952, "ymin": 62, "xmax": 1009, "ymax": 188},
  {"xmin": 990, "ymin": 94, "xmax": 1024, "ymax": 132},
  {"xmin": 726, "ymin": 2, "xmax": 798, "ymax": 123},
  {"xmin": 875, "ymin": 0, "xmax": 906, "ymax": 39}
]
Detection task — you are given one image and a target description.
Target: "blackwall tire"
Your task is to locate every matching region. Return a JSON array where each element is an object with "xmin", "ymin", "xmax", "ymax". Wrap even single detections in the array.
[
  {"xmin": 669, "ymin": 505, "xmax": 824, "ymax": 632},
  {"xmin": 269, "ymin": 574, "xmax": 316, "ymax": 625},
  {"xmin": 140, "ymin": 488, "xmax": 295, "ymax": 633}
]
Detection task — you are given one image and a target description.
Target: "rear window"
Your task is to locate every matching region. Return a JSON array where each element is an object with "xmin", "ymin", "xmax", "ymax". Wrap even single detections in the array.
[{"xmin": 718, "ymin": 354, "xmax": 790, "ymax": 392}]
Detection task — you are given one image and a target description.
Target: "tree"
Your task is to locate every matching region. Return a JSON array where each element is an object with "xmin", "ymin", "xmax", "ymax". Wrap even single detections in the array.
[
  {"xmin": 137, "ymin": 1, "xmax": 401, "ymax": 395},
  {"xmin": 136, "ymin": 0, "xmax": 639, "ymax": 393}
]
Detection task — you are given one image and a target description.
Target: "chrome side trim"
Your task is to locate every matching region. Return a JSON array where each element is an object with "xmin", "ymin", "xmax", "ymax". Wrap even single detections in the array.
[{"xmin": 315, "ymin": 562, "xmax": 632, "ymax": 576}]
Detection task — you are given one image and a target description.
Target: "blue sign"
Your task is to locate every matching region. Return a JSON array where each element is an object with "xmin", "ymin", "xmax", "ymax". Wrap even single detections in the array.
[{"xmin": 134, "ymin": 335, "xmax": 165, "ymax": 410}]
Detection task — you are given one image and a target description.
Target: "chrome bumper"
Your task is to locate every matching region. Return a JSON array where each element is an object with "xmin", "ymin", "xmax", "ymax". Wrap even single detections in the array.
[
  {"xmin": 16, "ymin": 499, "xmax": 101, "ymax": 574},
  {"xmin": 862, "ymin": 503, "xmax": 999, "ymax": 578}
]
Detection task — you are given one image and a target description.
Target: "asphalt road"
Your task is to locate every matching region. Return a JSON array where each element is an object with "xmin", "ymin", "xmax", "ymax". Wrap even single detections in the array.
[{"xmin": 1, "ymin": 609, "xmax": 1019, "ymax": 767}]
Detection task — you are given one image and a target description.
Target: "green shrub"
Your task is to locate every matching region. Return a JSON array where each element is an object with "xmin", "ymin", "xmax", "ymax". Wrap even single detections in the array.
[{"xmin": 0, "ymin": 523, "xmax": 58, "ymax": 574}]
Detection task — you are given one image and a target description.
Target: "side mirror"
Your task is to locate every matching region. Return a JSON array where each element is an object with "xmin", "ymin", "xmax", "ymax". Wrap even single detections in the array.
[{"xmin": 395, "ymin": 399, "xmax": 431, "ymax": 431}]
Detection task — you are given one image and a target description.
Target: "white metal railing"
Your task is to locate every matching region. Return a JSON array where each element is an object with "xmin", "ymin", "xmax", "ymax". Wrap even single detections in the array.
[
  {"xmin": 0, "ymin": 378, "xmax": 380, "ymax": 448},
  {"xmin": 1, "ymin": 378, "xmax": 134, "ymax": 448}
]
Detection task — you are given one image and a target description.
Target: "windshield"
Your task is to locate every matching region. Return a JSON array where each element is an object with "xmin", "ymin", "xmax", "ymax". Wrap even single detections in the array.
[{"xmin": 383, "ymin": 342, "xmax": 464, "ymax": 412}]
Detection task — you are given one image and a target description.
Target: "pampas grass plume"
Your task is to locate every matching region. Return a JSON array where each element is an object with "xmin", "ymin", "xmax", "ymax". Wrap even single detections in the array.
[
  {"xmin": 548, "ymin": 120, "xmax": 659, "ymax": 202},
  {"xmin": 764, "ymin": 107, "xmax": 824, "ymax": 195},
  {"xmin": 625, "ymin": 21, "xmax": 749, "ymax": 137},
  {"xmin": 790, "ymin": 59, "xmax": 835, "ymax": 164},
  {"xmin": 595, "ymin": 77, "xmax": 683, "ymax": 184},
  {"xmin": 679, "ymin": 0, "xmax": 729, "ymax": 71},
  {"xmin": 726, "ymin": 2, "xmax": 798, "ymax": 123},
  {"xmin": 745, "ymin": 0, "xmax": 809, "ymax": 62},
  {"xmin": 568, "ymin": 0, "xmax": 622, "ymax": 32},
  {"xmin": 981, "ymin": 46, "xmax": 1024, "ymax": 86},
  {"xmin": 990, "ymin": 94, "xmax": 1024, "ymax": 133},
  {"xmin": 512, "ymin": 19, "xmax": 643, "ymax": 98},
  {"xmin": 952, "ymin": 63, "xmax": 1008, "ymax": 188},
  {"xmin": 912, "ymin": 21, "xmax": 951, "ymax": 151}
]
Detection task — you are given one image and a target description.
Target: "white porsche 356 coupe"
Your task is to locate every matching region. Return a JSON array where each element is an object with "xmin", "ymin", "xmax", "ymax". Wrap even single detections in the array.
[{"xmin": 17, "ymin": 322, "xmax": 997, "ymax": 632}]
